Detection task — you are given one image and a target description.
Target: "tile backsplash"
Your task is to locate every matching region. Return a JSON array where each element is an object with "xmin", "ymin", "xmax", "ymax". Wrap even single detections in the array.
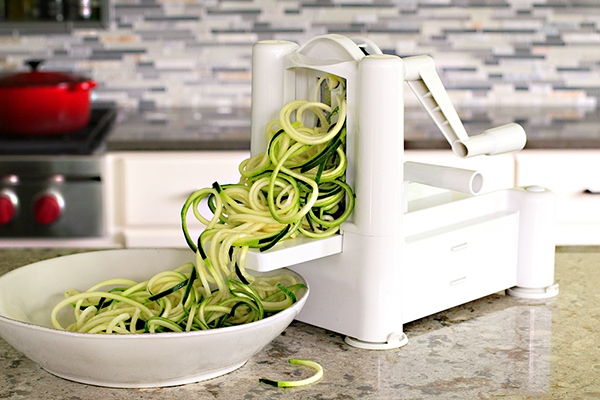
[{"xmin": 1, "ymin": 0, "xmax": 599, "ymax": 110}]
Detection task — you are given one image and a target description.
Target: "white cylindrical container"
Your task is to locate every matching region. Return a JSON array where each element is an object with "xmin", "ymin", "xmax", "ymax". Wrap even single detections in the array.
[{"xmin": 250, "ymin": 41, "xmax": 299, "ymax": 156}]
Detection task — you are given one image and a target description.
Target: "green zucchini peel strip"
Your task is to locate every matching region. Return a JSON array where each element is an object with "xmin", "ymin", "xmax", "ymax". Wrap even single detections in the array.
[{"xmin": 259, "ymin": 359, "xmax": 323, "ymax": 388}]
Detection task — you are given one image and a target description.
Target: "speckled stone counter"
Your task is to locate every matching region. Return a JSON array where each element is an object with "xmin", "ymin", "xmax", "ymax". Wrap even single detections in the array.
[{"xmin": 1, "ymin": 247, "xmax": 599, "ymax": 399}]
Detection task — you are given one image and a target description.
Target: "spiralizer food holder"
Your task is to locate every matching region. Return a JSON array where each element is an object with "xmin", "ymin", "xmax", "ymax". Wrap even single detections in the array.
[{"xmin": 245, "ymin": 35, "xmax": 558, "ymax": 349}]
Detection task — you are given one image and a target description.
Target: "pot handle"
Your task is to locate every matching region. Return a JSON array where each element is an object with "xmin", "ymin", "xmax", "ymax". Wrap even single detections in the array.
[
  {"xmin": 69, "ymin": 80, "xmax": 97, "ymax": 91},
  {"xmin": 26, "ymin": 59, "xmax": 44, "ymax": 71}
]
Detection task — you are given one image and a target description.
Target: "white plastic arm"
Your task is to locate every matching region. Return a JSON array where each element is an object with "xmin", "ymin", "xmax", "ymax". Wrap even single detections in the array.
[
  {"xmin": 404, "ymin": 161, "xmax": 483, "ymax": 195},
  {"xmin": 402, "ymin": 56, "xmax": 526, "ymax": 158}
]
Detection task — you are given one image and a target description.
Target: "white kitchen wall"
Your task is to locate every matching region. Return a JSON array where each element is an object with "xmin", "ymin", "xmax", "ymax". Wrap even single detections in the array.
[{"xmin": 1, "ymin": 0, "xmax": 599, "ymax": 110}]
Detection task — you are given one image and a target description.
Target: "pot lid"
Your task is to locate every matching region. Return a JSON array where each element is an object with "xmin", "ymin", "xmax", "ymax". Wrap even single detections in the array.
[{"xmin": 0, "ymin": 60, "xmax": 91, "ymax": 88}]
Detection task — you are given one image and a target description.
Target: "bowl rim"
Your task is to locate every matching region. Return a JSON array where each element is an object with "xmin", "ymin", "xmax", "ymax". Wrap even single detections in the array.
[{"xmin": 0, "ymin": 249, "xmax": 309, "ymax": 340}]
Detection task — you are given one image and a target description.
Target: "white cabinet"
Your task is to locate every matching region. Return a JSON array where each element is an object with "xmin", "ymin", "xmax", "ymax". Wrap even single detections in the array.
[
  {"xmin": 515, "ymin": 150, "xmax": 600, "ymax": 245},
  {"xmin": 108, "ymin": 151, "xmax": 250, "ymax": 248}
]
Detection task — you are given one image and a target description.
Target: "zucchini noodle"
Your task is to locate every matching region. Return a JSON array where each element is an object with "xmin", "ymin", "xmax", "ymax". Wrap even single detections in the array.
[
  {"xmin": 260, "ymin": 359, "xmax": 324, "ymax": 387},
  {"xmin": 51, "ymin": 73, "xmax": 354, "ymax": 334}
]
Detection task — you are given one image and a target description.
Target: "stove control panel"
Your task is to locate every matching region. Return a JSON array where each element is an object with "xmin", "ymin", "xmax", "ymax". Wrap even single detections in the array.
[{"xmin": 0, "ymin": 157, "xmax": 105, "ymax": 238}]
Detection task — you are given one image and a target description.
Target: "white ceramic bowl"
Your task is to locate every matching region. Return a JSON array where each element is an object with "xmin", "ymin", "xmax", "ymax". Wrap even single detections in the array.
[{"xmin": 0, "ymin": 249, "xmax": 308, "ymax": 388}]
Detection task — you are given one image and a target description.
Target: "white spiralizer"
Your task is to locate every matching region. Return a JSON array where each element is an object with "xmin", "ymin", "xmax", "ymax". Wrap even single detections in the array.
[{"xmin": 245, "ymin": 34, "xmax": 558, "ymax": 349}]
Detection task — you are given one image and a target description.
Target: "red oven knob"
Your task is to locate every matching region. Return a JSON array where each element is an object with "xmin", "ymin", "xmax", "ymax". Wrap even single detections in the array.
[
  {"xmin": 33, "ymin": 192, "xmax": 64, "ymax": 225},
  {"xmin": 0, "ymin": 190, "xmax": 18, "ymax": 225}
]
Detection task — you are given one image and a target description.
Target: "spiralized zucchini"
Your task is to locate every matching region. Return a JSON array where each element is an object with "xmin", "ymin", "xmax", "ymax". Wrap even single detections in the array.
[
  {"xmin": 51, "ymin": 73, "xmax": 353, "ymax": 334},
  {"xmin": 51, "ymin": 261, "xmax": 304, "ymax": 333}
]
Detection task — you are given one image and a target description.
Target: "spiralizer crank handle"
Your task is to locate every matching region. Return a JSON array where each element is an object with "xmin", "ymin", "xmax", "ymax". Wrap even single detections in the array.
[
  {"xmin": 452, "ymin": 123, "xmax": 526, "ymax": 157},
  {"xmin": 402, "ymin": 55, "xmax": 526, "ymax": 158}
]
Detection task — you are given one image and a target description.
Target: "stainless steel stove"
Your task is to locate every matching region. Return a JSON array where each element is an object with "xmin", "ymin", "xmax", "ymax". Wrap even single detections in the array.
[{"xmin": 0, "ymin": 106, "xmax": 117, "ymax": 242}]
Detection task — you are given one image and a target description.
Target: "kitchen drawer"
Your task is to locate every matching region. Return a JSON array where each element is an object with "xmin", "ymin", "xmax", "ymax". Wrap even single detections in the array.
[
  {"xmin": 405, "ymin": 150, "xmax": 516, "ymax": 194},
  {"xmin": 402, "ymin": 212, "xmax": 519, "ymax": 323},
  {"xmin": 111, "ymin": 151, "xmax": 250, "ymax": 247},
  {"xmin": 515, "ymin": 150, "xmax": 600, "ymax": 244}
]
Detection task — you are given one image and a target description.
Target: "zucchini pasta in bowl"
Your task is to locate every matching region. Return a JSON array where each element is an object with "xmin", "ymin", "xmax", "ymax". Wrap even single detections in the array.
[{"xmin": 0, "ymin": 249, "xmax": 308, "ymax": 388}]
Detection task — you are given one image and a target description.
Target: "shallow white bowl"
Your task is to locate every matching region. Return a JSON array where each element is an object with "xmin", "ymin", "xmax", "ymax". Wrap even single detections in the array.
[{"xmin": 0, "ymin": 249, "xmax": 308, "ymax": 388}]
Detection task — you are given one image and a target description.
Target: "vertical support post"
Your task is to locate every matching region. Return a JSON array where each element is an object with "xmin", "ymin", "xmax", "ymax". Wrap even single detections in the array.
[
  {"xmin": 350, "ymin": 54, "xmax": 404, "ymax": 237},
  {"xmin": 507, "ymin": 186, "xmax": 559, "ymax": 299},
  {"xmin": 338, "ymin": 54, "xmax": 406, "ymax": 348},
  {"xmin": 250, "ymin": 40, "xmax": 299, "ymax": 156}
]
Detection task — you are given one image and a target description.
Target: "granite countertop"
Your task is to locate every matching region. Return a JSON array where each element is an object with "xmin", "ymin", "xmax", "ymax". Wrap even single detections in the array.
[
  {"xmin": 105, "ymin": 106, "xmax": 600, "ymax": 152},
  {"xmin": 1, "ymin": 247, "xmax": 599, "ymax": 399}
]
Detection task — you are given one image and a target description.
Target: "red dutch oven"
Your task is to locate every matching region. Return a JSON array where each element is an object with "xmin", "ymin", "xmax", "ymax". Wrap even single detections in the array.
[{"xmin": 0, "ymin": 60, "xmax": 97, "ymax": 136}]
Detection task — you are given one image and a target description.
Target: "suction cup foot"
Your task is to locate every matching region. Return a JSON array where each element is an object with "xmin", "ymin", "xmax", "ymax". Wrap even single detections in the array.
[
  {"xmin": 506, "ymin": 283, "xmax": 559, "ymax": 299},
  {"xmin": 344, "ymin": 332, "xmax": 408, "ymax": 350}
]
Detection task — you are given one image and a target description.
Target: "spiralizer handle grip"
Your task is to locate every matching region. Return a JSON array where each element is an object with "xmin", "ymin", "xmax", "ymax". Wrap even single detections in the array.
[
  {"xmin": 454, "ymin": 123, "xmax": 526, "ymax": 157},
  {"xmin": 403, "ymin": 55, "xmax": 526, "ymax": 158}
]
